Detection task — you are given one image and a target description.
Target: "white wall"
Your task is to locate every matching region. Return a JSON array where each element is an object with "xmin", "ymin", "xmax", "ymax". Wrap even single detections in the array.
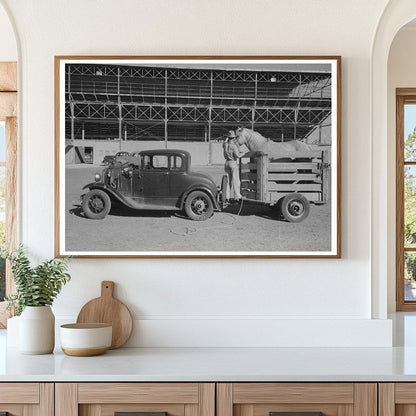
[
  {"xmin": 71, "ymin": 140, "xmax": 225, "ymax": 166},
  {"xmin": 0, "ymin": 0, "xmax": 394, "ymax": 347},
  {"xmin": 387, "ymin": 26, "xmax": 416, "ymax": 312},
  {"xmin": 0, "ymin": 2, "xmax": 16, "ymax": 61}
]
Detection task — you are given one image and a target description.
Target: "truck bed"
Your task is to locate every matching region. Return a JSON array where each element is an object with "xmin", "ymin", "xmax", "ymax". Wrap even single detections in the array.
[{"xmin": 239, "ymin": 150, "xmax": 330, "ymax": 204}]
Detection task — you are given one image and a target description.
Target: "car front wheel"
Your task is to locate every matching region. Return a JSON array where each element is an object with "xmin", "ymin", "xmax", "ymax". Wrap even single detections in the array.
[
  {"xmin": 82, "ymin": 189, "xmax": 111, "ymax": 220},
  {"xmin": 184, "ymin": 191, "xmax": 214, "ymax": 221}
]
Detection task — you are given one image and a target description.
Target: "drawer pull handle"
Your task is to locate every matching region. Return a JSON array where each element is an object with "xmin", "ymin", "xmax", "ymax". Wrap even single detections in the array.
[
  {"xmin": 270, "ymin": 413, "xmax": 323, "ymax": 416},
  {"xmin": 115, "ymin": 412, "xmax": 168, "ymax": 416}
]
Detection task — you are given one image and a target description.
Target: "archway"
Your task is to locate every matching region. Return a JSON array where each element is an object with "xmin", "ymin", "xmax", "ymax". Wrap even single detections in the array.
[{"xmin": 371, "ymin": 0, "xmax": 416, "ymax": 320}]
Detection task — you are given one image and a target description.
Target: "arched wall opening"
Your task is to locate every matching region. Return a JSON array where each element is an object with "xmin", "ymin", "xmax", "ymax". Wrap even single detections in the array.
[
  {"xmin": 387, "ymin": 19, "xmax": 416, "ymax": 313},
  {"xmin": 372, "ymin": 1, "xmax": 416, "ymax": 319}
]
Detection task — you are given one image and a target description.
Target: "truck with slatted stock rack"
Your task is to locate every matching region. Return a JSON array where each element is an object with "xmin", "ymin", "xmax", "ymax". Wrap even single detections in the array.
[{"xmin": 224, "ymin": 150, "xmax": 330, "ymax": 223}]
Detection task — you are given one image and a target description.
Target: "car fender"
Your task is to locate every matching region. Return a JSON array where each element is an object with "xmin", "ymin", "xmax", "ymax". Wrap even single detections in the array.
[
  {"xmin": 180, "ymin": 185, "xmax": 219, "ymax": 210},
  {"xmin": 82, "ymin": 182, "xmax": 138, "ymax": 210}
]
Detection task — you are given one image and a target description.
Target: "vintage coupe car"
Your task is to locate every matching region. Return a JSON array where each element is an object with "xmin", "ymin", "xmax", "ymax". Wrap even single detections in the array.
[
  {"xmin": 101, "ymin": 151, "xmax": 131, "ymax": 166},
  {"xmin": 82, "ymin": 149, "xmax": 219, "ymax": 221}
]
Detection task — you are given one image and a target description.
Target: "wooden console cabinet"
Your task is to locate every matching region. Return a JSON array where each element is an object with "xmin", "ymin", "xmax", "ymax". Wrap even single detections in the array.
[{"xmin": 5, "ymin": 381, "xmax": 416, "ymax": 416}]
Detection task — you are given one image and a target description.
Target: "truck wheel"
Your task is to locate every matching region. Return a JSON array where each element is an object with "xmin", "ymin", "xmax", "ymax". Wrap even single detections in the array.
[
  {"xmin": 82, "ymin": 189, "xmax": 111, "ymax": 219},
  {"xmin": 220, "ymin": 175, "xmax": 229, "ymax": 209},
  {"xmin": 185, "ymin": 191, "xmax": 214, "ymax": 221},
  {"xmin": 279, "ymin": 193, "xmax": 310, "ymax": 223}
]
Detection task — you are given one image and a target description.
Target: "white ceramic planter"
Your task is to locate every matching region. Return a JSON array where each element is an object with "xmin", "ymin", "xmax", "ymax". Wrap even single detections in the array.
[{"xmin": 19, "ymin": 306, "xmax": 55, "ymax": 354}]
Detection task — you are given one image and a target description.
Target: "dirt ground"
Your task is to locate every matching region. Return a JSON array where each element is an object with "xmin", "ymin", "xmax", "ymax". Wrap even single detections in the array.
[{"xmin": 64, "ymin": 165, "xmax": 332, "ymax": 254}]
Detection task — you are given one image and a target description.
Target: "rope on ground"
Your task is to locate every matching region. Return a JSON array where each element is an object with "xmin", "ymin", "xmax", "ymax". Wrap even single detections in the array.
[{"xmin": 169, "ymin": 199, "xmax": 244, "ymax": 236}]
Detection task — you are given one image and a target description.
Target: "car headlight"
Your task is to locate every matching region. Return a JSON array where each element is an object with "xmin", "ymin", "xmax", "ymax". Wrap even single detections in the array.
[{"xmin": 94, "ymin": 173, "xmax": 101, "ymax": 182}]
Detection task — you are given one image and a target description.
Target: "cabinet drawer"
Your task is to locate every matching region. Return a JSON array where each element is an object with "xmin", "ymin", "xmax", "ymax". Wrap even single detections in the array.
[
  {"xmin": 217, "ymin": 383, "xmax": 376, "ymax": 416},
  {"xmin": 0, "ymin": 383, "xmax": 39, "ymax": 403},
  {"xmin": 78, "ymin": 383, "xmax": 200, "ymax": 404},
  {"xmin": 56, "ymin": 383, "xmax": 215, "ymax": 416}
]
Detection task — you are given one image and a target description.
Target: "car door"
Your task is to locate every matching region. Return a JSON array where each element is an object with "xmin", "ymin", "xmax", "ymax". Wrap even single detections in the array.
[
  {"xmin": 168, "ymin": 154, "xmax": 187, "ymax": 201},
  {"xmin": 142, "ymin": 154, "xmax": 172, "ymax": 207}
]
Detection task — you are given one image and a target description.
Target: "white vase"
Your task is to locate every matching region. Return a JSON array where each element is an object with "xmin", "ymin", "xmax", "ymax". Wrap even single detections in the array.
[{"xmin": 19, "ymin": 306, "xmax": 55, "ymax": 354}]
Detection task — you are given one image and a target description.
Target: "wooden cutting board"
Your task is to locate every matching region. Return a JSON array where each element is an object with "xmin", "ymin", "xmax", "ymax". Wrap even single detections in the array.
[{"xmin": 76, "ymin": 281, "xmax": 133, "ymax": 349}]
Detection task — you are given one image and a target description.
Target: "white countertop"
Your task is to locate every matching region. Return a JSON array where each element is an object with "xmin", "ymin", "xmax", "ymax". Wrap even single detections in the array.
[
  {"xmin": 2, "ymin": 346, "xmax": 416, "ymax": 382},
  {"xmin": 3, "ymin": 313, "xmax": 416, "ymax": 382}
]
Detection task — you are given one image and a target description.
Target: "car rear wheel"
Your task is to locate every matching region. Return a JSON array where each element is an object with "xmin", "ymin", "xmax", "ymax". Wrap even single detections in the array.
[
  {"xmin": 82, "ymin": 189, "xmax": 111, "ymax": 220},
  {"xmin": 184, "ymin": 191, "xmax": 214, "ymax": 221}
]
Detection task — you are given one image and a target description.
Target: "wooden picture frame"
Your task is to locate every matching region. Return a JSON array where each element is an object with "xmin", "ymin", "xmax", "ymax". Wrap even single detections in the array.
[{"xmin": 55, "ymin": 56, "xmax": 341, "ymax": 258}]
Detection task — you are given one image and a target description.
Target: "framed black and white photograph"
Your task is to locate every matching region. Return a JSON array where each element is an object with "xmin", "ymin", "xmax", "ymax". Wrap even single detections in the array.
[{"xmin": 55, "ymin": 56, "xmax": 341, "ymax": 258}]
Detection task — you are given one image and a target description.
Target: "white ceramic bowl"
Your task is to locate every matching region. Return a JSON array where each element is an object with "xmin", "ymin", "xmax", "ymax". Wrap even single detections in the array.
[{"xmin": 60, "ymin": 323, "xmax": 112, "ymax": 356}]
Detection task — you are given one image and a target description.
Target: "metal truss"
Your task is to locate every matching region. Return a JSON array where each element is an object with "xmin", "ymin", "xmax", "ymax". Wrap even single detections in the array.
[
  {"xmin": 67, "ymin": 64, "xmax": 331, "ymax": 85},
  {"xmin": 67, "ymin": 102, "xmax": 330, "ymax": 126}
]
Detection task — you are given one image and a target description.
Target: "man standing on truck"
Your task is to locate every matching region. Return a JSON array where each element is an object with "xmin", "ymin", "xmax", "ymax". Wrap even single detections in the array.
[{"xmin": 223, "ymin": 130, "xmax": 245, "ymax": 202}]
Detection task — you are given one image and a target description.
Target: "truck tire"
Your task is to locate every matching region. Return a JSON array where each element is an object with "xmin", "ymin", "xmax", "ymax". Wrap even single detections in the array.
[{"xmin": 279, "ymin": 193, "xmax": 310, "ymax": 223}]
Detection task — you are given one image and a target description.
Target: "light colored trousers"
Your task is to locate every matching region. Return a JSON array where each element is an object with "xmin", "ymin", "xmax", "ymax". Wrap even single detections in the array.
[{"xmin": 224, "ymin": 160, "xmax": 242, "ymax": 200}]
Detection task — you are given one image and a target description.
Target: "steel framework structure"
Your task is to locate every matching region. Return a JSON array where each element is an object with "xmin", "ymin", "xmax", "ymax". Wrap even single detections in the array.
[{"xmin": 65, "ymin": 63, "xmax": 332, "ymax": 144}]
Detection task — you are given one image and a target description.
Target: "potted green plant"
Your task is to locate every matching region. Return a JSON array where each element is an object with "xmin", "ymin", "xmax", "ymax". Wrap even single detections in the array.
[{"xmin": 4, "ymin": 246, "xmax": 71, "ymax": 354}]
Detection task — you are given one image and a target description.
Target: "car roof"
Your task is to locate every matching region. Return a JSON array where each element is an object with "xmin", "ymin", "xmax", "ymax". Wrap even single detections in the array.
[{"xmin": 139, "ymin": 149, "xmax": 191, "ymax": 158}]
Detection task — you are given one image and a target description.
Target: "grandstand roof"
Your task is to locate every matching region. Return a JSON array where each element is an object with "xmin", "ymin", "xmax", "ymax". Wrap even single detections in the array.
[{"xmin": 65, "ymin": 63, "xmax": 332, "ymax": 143}]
